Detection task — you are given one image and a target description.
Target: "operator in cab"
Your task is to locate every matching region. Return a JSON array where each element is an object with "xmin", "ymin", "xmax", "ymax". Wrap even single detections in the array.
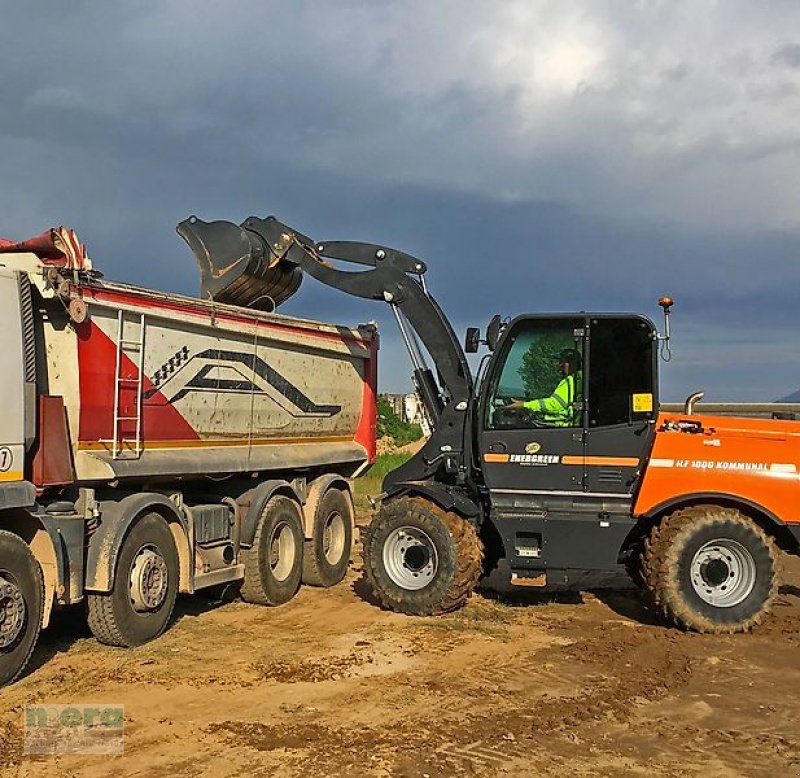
[{"xmin": 508, "ymin": 348, "xmax": 581, "ymax": 427}]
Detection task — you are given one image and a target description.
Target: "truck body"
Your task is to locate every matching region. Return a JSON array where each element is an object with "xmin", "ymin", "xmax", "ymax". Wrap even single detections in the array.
[{"xmin": 0, "ymin": 227, "xmax": 377, "ymax": 684}]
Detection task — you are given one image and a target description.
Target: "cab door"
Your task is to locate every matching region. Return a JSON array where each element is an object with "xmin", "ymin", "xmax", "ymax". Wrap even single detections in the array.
[
  {"xmin": 479, "ymin": 317, "xmax": 586, "ymax": 495},
  {"xmin": 584, "ymin": 316, "xmax": 658, "ymax": 494}
]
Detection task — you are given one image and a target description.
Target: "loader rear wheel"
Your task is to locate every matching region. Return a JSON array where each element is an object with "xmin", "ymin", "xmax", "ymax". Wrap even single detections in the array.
[
  {"xmin": 363, "ymin": 496, "xmax": 483, "ymax": 616},
  {"xmin": 0, "ymin": 531, "xmax": 43, "ymax": 686},
  {"xmin": 643, "ymin": 505, "xmax": 777, "ymax": 633},
  {"xmin": 241, "ymin": 495, "xmax": 303, "ymax": 606},
  {"xmin": 302, "ymin": 488, "xmax": 353, "ymax": 588},
  {"xmin": 87, "ymin": 513, "xmax": 178, "ymax": 647}
]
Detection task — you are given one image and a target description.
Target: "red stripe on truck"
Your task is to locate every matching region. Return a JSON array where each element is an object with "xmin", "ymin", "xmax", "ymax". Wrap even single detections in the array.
[
  {"xmin": 354, "ymin": 331, "xmax": 379, "ymax": 462},
  {"xmin": 76, "ymin": 320, "xmax": 201, "ymax": 444},
  {"xmin": 78, "ymin": 285, "xmax": 373, "ymax": 348}
]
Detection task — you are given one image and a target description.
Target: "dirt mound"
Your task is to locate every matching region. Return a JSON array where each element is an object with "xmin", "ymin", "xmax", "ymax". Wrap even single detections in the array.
[
  {"xmin": 376, "ymin": 435, "xmax": 427, "ymax": 456},
  {"xmin": 394, "ymin": 437, "xmax": 427, "ymax": 455}
]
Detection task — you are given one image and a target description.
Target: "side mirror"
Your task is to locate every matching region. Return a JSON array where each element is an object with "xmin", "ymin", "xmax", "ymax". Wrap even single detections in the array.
[
  {"xmin": 464, "ymin": 327, "xmax": 480, "ymax": 353},
  {"xmin": 486, "ymin": 315, "xmax": 503, "ymax": 352}
]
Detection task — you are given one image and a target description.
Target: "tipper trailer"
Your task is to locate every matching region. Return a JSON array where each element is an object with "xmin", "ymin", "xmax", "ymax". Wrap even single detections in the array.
[{"xmin": 0, "ymin": 225, "xmax": 377, "ymax": 685}]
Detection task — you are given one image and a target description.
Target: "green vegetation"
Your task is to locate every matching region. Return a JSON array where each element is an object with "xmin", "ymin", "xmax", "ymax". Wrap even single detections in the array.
[
  {"xmin": 377, "ymin": 395, "xmax": 423, "ymax": 447},
  {"xmin": 353, "ymin": 452, "xmax": 413, "ymax": 510},
  {"xmin": 518, "ymin": 337, "xmax": 572, "ymax": 398}
]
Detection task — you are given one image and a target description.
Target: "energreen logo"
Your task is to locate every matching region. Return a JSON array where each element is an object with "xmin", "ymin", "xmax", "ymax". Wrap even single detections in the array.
[{"xmin": 24, "ymin": 704, "xmax": 124, "ymax": 755}]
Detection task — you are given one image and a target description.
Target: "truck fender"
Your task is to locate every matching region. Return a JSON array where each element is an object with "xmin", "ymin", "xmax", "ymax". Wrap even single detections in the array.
[
  {"xmin": 239, "ymin": 480, "xmax": 304, "ymax": 548},
  {"xmin": 637, "ymin": 491, "xmax": 800, "ymax": 552},
  {"xmin": 84, "ymin": 493, "xmax": 190, "ymax": 593},
  {"xmin": 303, "ymin": 475, "xmax": 354, "ymax": 539},
  {"xmin": 0, "ymin": 509, "xmax": 63, "ymax": 629},
  {"xmin": 385, "ymin": 481, "xmax": 481, "ymax": 522}
]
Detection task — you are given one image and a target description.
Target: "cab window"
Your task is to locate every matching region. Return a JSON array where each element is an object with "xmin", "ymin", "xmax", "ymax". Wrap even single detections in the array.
[
  {"xmin": 588, "ymin": 318, "xmax": 655, "ymax": 427},
  {"xmin": 486, "ymin": 319, "xmax": 583, "ymax": 430}
]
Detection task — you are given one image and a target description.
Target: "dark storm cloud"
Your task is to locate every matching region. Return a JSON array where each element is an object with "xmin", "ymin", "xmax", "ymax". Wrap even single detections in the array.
[
  {"xmin": 772, "ymin": 42, "xmax": 800, "ymax": 69},
  {"xmin": 2, "ymin": 1, "xmax": 799, "ymax": 400}
]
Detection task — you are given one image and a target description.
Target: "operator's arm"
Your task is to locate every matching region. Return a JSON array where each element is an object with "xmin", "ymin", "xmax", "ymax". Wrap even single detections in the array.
[{"xmin": 511, "ymin": 376, "xmax": 573, "ymax": 421}]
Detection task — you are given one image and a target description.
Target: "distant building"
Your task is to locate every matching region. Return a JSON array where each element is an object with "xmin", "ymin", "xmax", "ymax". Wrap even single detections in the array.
[
  {"xmin": 381, "ymin": 392, "xmax": 432, "ymax": 436},
  {"xmin": 383, "ymin": 393, "xmax": 406, "ymax": 419}
]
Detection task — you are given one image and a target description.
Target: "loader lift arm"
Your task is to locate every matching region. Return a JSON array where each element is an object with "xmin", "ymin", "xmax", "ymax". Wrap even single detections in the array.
[{"xmin": 177, "ymin": 215, "xmax": 477, "ymax": 499}]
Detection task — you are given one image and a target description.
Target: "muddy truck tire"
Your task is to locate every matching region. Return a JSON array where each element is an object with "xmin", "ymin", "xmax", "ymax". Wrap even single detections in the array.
[
  {"xmin": 0, "ymin": 531, "xmax": 44, "ymax": 686},
  {"xmin": 643, "ymin": 505, "xmax": 778, "ymax": 633},
  {"xmin": 87, "ymin": 513, "xmax": 179, "ymax": 647},
  {"xmin": 302, "ymin": 487, "xmax": 353, "ymax": 588},
  {"xmin": 363, "ymin": 496, "xmax": 483, "ymax": 616},
  {"xmin": 241, "ymin": 495, "xmax": 304, "ymax": 606}
]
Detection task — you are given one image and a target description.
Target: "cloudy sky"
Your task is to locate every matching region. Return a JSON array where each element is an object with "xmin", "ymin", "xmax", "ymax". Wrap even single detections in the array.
[{"xmin": 3, "ymin": 1, "xmax": 800, "ymax": 401}]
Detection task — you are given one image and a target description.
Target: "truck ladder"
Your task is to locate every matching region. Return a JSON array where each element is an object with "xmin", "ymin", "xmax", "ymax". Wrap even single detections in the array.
[{"xmin": 112, "ymin": 310, "xmax": 146, "ymax": 459}]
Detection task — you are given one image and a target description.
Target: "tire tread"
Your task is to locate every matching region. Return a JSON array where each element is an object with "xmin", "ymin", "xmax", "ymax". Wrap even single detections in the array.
[
  {"xmin": 363, "ymin": 496, "xmax": 483, "ymax": 616},
  {"xmin": 0, "ymin": 530, "xmax": 44, "ymax": 685},
  {"xmin": 643, "ymin": 505, "xmax": 778, "ymax": 634}
]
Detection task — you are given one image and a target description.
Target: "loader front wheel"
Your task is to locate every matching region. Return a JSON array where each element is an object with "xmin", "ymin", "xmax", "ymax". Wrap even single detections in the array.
[
  {"xmin": 87, "ymin": 513, "xmax": 179, "ymax": 647},
  {"xmin": 643, "ymin": 505, "xmax": 777, "ymax": 633},
  {"xmin": 0, "ymin": 531, "xmax": 43, "ymax": 686},
  {"xmin": 363, "ymin": 497, "xmax": 483, "ymax": 616},
  {"xmin": 241, "ymin": 495, "xmax": 304, "ymax": 606}
]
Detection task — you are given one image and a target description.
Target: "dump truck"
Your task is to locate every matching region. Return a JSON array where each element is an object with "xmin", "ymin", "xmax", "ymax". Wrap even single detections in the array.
[
  {"xmin": 0, "ymin": 224, "xmax": 377, "ymax": 685},
  {"xmin": 180, "ymin": 214, "xmax": 800, "ymax": 637}
]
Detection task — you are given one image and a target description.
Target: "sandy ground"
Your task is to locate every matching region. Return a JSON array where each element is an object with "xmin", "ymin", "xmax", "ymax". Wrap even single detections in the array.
[{"xmin": 3, "ymin": 519, "xmax": 800, "ymax": 777}]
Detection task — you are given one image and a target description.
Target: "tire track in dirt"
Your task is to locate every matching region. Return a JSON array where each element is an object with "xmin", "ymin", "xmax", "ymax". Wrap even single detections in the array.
[
  {"xmin": 4, "ymin": 554, "xmax": 800, "ymax": 776},
  {"xmin": 202, "ymin": 596, "xmax": 696, "ymax": 776}
]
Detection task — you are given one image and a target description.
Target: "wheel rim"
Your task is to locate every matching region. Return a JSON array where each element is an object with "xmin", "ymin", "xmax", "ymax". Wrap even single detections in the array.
[
  {"xmin": 690, "ymin": 538, "xmax": 757, "ymax": 608},
  {"xmin": 270, "ymin": 522, "xmax": 296, "ymax": 582},
  {"xmin": 129, "ymin": 544, "xmax": 169, "ymax": 612},
  {"xmin": 382, "ymin": 526, "xmax": 439, "ymax": 591},
  {"xmin": 323, "ymin": 511, "xmax": 346, "ymax": 565},
  {"xmin": 0, "ymin": 575, "xmax": 26, "ymax": 649}
]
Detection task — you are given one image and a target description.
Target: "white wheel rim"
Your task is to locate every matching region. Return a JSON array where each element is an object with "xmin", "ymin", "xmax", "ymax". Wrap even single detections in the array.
[
  {"xmin": 382, "ymin": 526, "xmax": 438, "ymax": 591},
  {"xmin": 270, "ymin": 522, "xmax": 296, "ymax": 582},
  {"xmin": 129, "ymin": 544, "xmax": 169, "ymax": 613},
  {"xmin": 0, "ymin": 576, "xmax": 26, "ymax": 649},
  {"xmin": 323, "ymin": 511, "xmax": 346, "ymax": 565},
  {"xmin": 690, "ymin": 538, "xmax": 757, "ymax": 608}
]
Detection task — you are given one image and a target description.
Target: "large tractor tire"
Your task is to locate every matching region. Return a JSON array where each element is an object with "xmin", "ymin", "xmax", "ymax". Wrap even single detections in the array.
[
  {"xmin": 302, "ymin": 487, "xmax": 353, "ymax": 588},
  {"xmin": 87, "ymin": 513, "xmax": 179, "ymax": 647},
  {"xmin": 0, "ymin": 531, "xmax": 44, "ymax": 686},
  {"xmin": 363, "ymin": 496, "xmax": 483, "ymax": 616},
  {"xmin": 623, "ymin": 542, "xmax": 647, "ymax": 589},
  {"xmin": 241, "ymin": 495, "xmax": 304, "ymax": 606},
  {"xmin": 642, "ymin": 505, "xmax": 778, "ymax": 633}
]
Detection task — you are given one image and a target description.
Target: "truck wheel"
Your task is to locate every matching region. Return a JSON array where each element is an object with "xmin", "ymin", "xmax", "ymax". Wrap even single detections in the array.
[
  {"xmin": 302, "ymin": 488, "xmax": 353, "ymax": 588},
  {"xmin": 363, "ymin": 496, "xmax": 483, "ymax": 616},
  {"xmin": 241, "ymin": 495, "xmax": 303, "ymax": 606},
  {"xmin": 0, "ymin": 531, "xmax": 44, "ymax": 686},
  {"xmin": 643, "ymin": 505, "xmax": 778, "ymax": 633},
  {"xmin": 87, "ymin": 513, "xmax": 179, "ymax": 647}
]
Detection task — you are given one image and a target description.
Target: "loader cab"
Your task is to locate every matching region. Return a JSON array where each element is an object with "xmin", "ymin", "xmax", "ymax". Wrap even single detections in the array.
[
  {"xmin": 475, "ymin": 314, "xmax": 658, "ymax": 586},
  {"xmin": 479, "ymin": 313, "xmax": 659, "ymax": 493}
]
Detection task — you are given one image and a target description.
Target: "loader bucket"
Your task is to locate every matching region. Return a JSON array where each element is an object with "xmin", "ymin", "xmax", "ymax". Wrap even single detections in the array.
[{"xmin": 176, "ymin": 216, "xmax": 302, "ymax": 311}]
